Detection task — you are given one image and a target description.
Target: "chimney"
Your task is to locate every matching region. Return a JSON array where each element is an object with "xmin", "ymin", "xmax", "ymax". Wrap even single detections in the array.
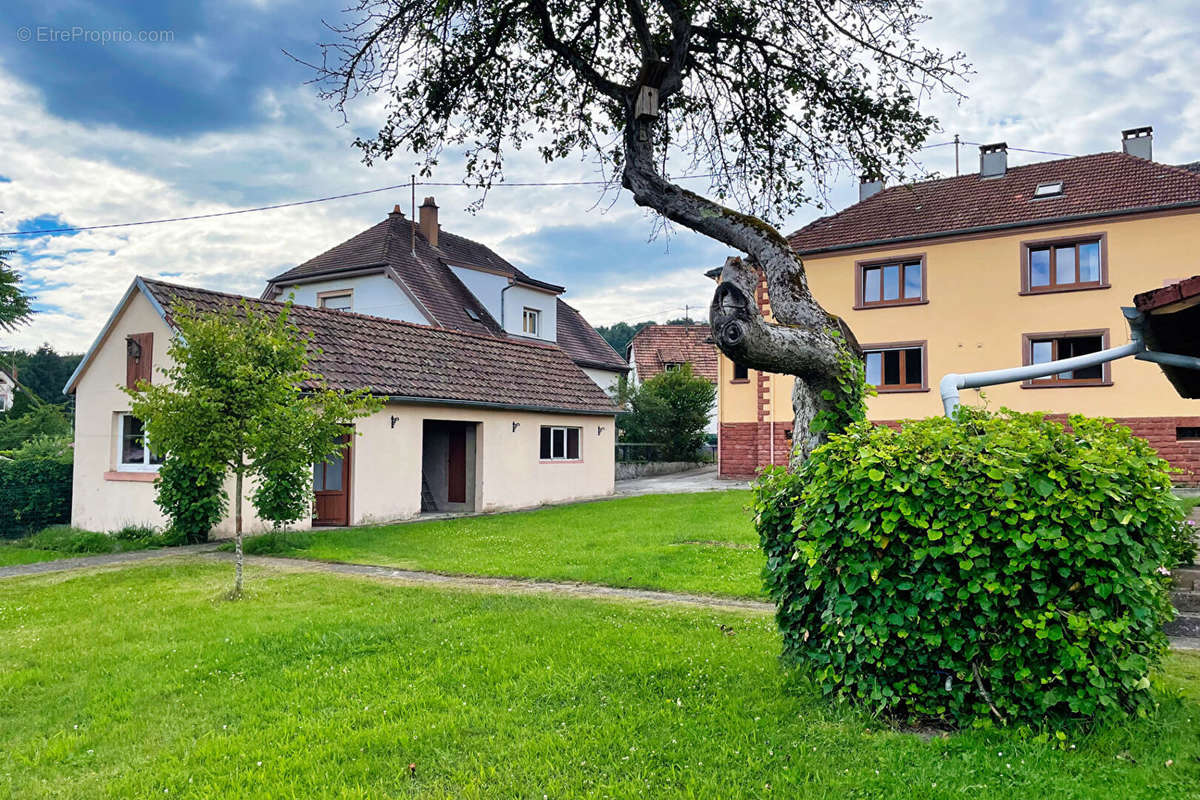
[
  {"xmin": 979, "ymin": 142, "xmax": 1007, "ymax": 178},
  {"xmin": 419, "ymin": 196, "xmax": 439, "ymax": 247},
  {"xmin": 858, "ymin": 174, "xmax": 884, "ymax": 202},
  {"xmin": 1122, "ymin": 126, "xmax": 1153, "ymax": 160}
]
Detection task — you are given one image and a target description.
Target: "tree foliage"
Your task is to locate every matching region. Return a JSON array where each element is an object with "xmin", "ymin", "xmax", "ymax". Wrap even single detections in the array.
[
  {"xmin": 756, "ymin": 408, "xmax": 1181, "ymax": 725},
  {"xmin": 0, "ymin": 249, "xmax": 33, "ymax": 334},
  {"xmin": 0, "ymin": 405, "xmax": 72, "ymax": 450},
  {"xmin": 154, "ymin": 454, "xmax": 227, "ymax": 545},
  {"xmin": 595, "ymin": 321, "xmax": 652, "ymax": 357},
  {"xmin": 126, "ymin": 300, "xmax": 381, "ymax": 595},
  {"xmin": 620, "ymin": 363, "xmax": 715, "ymax": 461}
]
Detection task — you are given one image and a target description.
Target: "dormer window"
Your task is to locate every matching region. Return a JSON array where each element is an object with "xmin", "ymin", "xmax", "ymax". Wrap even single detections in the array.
[
  {"xmin": 1033, "ymin": 180, "xmax": 1064, "ymax": 198},
  {"xmin": 522, "ymin": 307, "xmax": 541, "ymax": 336},
  {"xmin": 318, "ymin": 290, "xmax": 353, "ymax": 311}
]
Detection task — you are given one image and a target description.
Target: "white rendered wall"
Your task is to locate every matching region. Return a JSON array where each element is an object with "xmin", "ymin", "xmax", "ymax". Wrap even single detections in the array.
[
  {"xmin": 277, "ymin": 273, "xmax": 429, "ymax": 323},
  {"xmin": 502, "ymin": 284, "xmax": 557, "ymax": 342},
  {"xmin": 448, "ymin": 266, "xmax": 508, "ymax": 322}
]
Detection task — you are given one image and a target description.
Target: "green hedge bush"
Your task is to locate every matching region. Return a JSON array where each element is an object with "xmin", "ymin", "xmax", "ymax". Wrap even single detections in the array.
[
  {"xmin": 154, "ymin": 454, "xmax": 227, "ymax": 544},
  {"xmin": 755, "ymin": 408, "xmax": 1180, "ymax": 726},
  {"xmin": 0, "ymin": 456, "xmax": 72, "ymax": 538}
]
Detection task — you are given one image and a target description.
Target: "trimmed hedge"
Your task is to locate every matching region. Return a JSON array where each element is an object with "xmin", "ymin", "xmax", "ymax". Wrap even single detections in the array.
[
  {"xmin": 0, "ymin": 457, "xmax": 72, "ymax": 538},
  {"xmin": 756, "ymin": 408, "xmax": 1180, "ymax": 725}
]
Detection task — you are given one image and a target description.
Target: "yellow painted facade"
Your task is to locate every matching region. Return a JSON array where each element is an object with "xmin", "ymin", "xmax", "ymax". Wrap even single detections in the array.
[{"xmin": 719, "ymin": 209, "xmax": 1200, "ymax": 426}]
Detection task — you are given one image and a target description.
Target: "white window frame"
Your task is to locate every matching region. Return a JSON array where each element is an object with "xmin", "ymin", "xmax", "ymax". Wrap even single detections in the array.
[
  {"xmin": 522, "ymin": 307, "xmax": 541, "ymax": 336},
  {"xmin": 540, "ymin": 425, "xmax": 581, "ymax": 461},
  {"xmin": 318, "ymin": 290, "xmax": 354, "ymax": 311},
  {"xmin": 117, "ymin": 412, "xmax": 162, "ymax": 472}
]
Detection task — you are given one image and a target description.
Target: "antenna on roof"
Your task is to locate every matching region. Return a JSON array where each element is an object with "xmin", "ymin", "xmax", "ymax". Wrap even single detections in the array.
[
  {"xmin": 410, "ymin": 174, "xmax": 416, "ymax": 255},
  {"xmin": 954, "ymin": 134, "xmax": 960, "ymax": 176}
]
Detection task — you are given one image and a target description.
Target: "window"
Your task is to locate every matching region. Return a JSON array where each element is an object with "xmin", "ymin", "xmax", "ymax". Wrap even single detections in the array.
[
  {"xmin": 732, "ymin": 362, "xmax": 749, "ymax": 381},
  {"xmin": 1177, "ymin": 427, "xmax": 1200, "ymax": 441},
  {"xmin": 663, "ymin": 362, "xmax": 683, "ymax": 372},
  {"xmin": 318, "ymin": 291, "xmax": 353, "ymax": 311},
  {"xmin": 540, "ymin": 426, "xmax": 581, "ymax": 460},
  {"xmin": 118, "ymin": 413, "xmax": 162, "ymax": 471},
  {"xmin": 1023, "ymin": 331, "xmax": 1109, "ymax": 386},
  {"xmin": 863, "ymin": 343, "xmax": 926, "ymax": 392},
  {"xmin": 1022, "ymin": 236, "xmax": 1106, "ymax": 293},
  {"xmin": 1033, "ymin": 180, "xmax": 1064, "ymax": 198},
  {"xmin": 523, "ymin": 307, "xmax": 541, "ymax": 336},
  {"xmin": 857, "ymin": 257, "xmax": 925, "ymax": 308}
]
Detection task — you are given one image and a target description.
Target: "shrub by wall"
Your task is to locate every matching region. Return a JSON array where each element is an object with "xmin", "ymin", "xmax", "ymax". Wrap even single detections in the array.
[
  {"xmin": 0, "ymin": 457, "xmax": 72, "ymax": 538},
  {"xmin": 155, "ymin": 454, "xmax": 227, "ymax": 544},
  {"xmin": 755, "ymin": 408, "xmax": 1180, "ymax": 725}
]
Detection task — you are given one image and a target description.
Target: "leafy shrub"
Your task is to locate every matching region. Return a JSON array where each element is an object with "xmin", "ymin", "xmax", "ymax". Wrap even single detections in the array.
[
  {"xmin": 0, "ymin": 405, "xmax": 72, "ymax": 450},
  {"xmin": 154, "ymin": 453, "xmax": 227, "ymax": 544},
  {"xmin": 27, "ymin": 525, "xmax": 113, "ymax": 554},
  {"xmin": 756, "ymin": 408, "xmax": 1180, "ymax": 726},
  {"xmin": 1167, "ymin": 518, "xmax": 1198, "ymax": 566},
  {"xmin": 113, "ymin": 524, "xmax": 187, "ymax": 548},
  {"xmin": 1, "ymin": 434, "xmax": 73, "ymax": 461},
  {"xmin": 619, "ymin": 364, "xmax": 716, "ymax": 461},
  {"xmin": 0, "ymin": 456, "xmax": 72, "ymax": 538},
  {"xmin": 251, "ymin": 460, "xmax": 313, "ymax": 531}
]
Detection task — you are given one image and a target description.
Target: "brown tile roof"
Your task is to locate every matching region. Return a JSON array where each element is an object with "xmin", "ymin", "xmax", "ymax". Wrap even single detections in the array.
[
  {"xmin": 555, "ymin": 300, "xmax": 628, "ymax": 372},
  {"xmin": 788, "ymin": 152, "xmax": 1200, "ymax": 255},
  {"xmin": 1133, "ymin": 276, "xmax": 1200, "ymax": 399},
  {"xmin": 140, "ymin": 278, "xmax": 617, "ymax": 415},
  {"xmin": 627, "ymin": 324, "xmax": 718, "ymax": 384}
]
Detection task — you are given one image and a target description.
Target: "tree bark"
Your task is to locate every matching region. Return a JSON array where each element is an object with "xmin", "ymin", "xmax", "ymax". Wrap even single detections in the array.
[
  {"xmin": 620, "ymin": 118, "xmax": 861, "ymax": 467},
  {"xmin": 234, "ymin": 465, "xmax": 244, "ymax": 597}
]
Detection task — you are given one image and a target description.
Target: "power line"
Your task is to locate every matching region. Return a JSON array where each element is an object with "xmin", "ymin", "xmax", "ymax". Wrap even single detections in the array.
[{"xmin": 960, "ymin": 140, "xmax": 1078, "ymax": 158}]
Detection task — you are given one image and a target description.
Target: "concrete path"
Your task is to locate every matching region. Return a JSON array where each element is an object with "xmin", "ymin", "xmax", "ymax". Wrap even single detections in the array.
[
  {"xmin": 0, "ymin": 542, "xmax": 221, "ymax": 580},
  {"xmin": 205, "ymin": 551, "xmax": 774, "ymax": 613},
  {"xmin": 615, "ymin": 465, "xmax": 750, "ymax": 496}
]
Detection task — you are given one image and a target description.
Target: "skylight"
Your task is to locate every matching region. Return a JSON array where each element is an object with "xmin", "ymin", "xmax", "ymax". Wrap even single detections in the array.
[
  {"xmin": 1033, "ymin": 180, "xmax": 1064, "ymax": 198},
  {"xmin": 464, "ymin": 306, "xmax": 481, "ymax": 321}
]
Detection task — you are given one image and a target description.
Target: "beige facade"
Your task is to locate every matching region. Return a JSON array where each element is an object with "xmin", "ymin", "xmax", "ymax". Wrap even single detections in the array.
[
  {"xmin": 70, "ymin": 285, "xmax": 616, "ymax": 536},
  {"xmin": 718, "ymin": 209, "xmax": 1200, "ymax": 478}
]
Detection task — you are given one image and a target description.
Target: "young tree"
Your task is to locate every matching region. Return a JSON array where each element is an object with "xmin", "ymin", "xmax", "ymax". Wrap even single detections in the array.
[
  {"xmin": 126, "ymin": 300, "xmax": 381, "ymax": 596},
  {"xmin": 0, "ymin": 250, "xmax": 33, "ymax": 333},
  {"xmin": 620, "ymin": 364, "xmax": 716, "ymax": 461},
  {"xmin": 303, "ymin": 0, "xmax": 966, "ymax": 465}
]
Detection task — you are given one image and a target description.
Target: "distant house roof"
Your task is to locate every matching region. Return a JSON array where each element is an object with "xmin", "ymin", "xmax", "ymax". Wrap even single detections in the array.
[
  {"xmin": 265, "ymin": 209, "xmax": 561, "ymax": 336},
  {"xmin": 788, "ymin": 152, "xmax": 1200, "ymax": 255},
  {"xmin": 627, "ymin": 324, "xmax": 718, "ymax": 384},
  {"xmin": 555, "ymin": 300, "xmax": 628, "ymax": 372},
  {"xmin": 1133, "ymin": 275, "xmax": 1200, "ymax": 399},
  {"xmin": 67, "ymin": 277, "xmax": 617, "ymax": 416}
]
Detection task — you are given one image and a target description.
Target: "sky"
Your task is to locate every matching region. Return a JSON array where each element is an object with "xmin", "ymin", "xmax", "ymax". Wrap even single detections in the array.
[{"xmin": 1, "ymin": 0, "xmax": 1199, "ymax": 356}]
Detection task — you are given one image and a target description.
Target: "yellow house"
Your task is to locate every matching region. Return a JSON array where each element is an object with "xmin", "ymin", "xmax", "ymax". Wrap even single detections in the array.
[{"xmin": 717, "ymin": 130, "xmax": 1200, "ymax": 484}]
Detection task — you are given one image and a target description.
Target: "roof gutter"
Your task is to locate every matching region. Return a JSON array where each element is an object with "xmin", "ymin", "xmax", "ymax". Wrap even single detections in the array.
[
  {"xmin": 383, "ymin": 395, "xmax": 617, "ymax": 417},
  {"xmin": 794, "ymin": 200, "xmax": 1200, "ymax": 257}
]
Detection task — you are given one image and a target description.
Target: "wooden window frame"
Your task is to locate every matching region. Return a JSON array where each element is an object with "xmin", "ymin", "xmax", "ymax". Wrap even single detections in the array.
[
  {"xmin": 861, "ymin": 340, "xmax": 929, "ymax": 393},
  {"xmin": 522, "ymin": 307, "xmax": 541, "ymax": 336},
  {"xmin": 539, "ymin": 425, "xmax": 582, "ymax": 462},
  {"xmin": 1019, "ymin": 233, "xmax": 1109, "ymax": 295},
  {"xmin": 317, "ymin": 289, "xmax": 354, "ymax": 311},
  {"xmin": 1020, "ymin": 329, "xmax": 1113, "ymax": 388},
  {"xmin": 854, "ymin": 254, "xmax": 928, "ymax": 310},
  {"xmin": 116, "ymin": 412, "xmax": 162, "ymax": 472}
]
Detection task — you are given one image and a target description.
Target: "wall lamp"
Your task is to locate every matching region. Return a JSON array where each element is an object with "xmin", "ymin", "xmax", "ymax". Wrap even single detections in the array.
[
  {"xmin": 512, "ymin": 421, "xmax": 520, "ymax": 432},
  {"xmin": 390, "ymin": 416, "xmax": 400, "ymax": 429},
  {"xmin": 597, "ymin": 425, "xmax": 605, "ymax": 435}
]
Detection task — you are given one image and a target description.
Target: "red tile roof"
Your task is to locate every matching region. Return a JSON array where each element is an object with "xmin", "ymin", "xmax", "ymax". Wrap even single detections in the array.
[
  {"xmin": 1133, "ymin": 276, "xmax": 1200, "ymax": 399},
  {"xmin": 141, "ymin": 278, "xmax": 617, "ymax": 415},
  {"xmin": 555, "ymin": 300, "xmax": 629, "ymax": 372},
  {"xmin": 627, "ymin": 324, "xmax": 718, "ymax": 384},
  {"xmin": 788, "ymin": 152, "xmax": 1200, "ymax": 255}
]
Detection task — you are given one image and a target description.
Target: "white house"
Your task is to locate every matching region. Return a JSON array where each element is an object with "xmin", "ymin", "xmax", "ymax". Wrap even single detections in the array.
[{"xmin": 0, "ymin": 369, "xmax": 14, "ymax": 413}]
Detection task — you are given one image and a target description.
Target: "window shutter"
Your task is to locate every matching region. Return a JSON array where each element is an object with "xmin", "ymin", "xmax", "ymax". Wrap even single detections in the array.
[{"xmin": 126, "ymin": 332, "xmax": 153, "ymax": 389}]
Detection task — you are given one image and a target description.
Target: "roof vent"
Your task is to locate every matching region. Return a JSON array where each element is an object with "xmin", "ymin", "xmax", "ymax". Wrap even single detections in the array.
[
  {"xmin": 858, "ymin": 174, "xmax": 884, "ymax": 202},
  {"xmin": 979, "ymin": 142, "xmax": 1007, "ymax": 178},
  {"xmin": 1033, "ymin": 180, "xmax": 1064, "ymax": 198},
  {"xmin": 464, "ymin": 306, "xmax": 481, "ymax": 321},
  {"xmin": 1122, "ymin": 126, "xmax": 1153, "ymax": 160}
]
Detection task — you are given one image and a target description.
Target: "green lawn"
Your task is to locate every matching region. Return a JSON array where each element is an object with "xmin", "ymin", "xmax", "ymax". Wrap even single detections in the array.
[
  {"xmin": 0, "ymin": 546, "xmax": 73, "ymax": 567},
  {"xmin": 2, "ymin": 562, "xmax": 1199, "ymax": 799},
  {"xmin": 245, "ymin": 491, "xmax": 766, "ymax": 598}
]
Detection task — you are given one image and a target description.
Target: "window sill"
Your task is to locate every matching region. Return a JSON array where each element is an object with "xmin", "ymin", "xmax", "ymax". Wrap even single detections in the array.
[
  {"xmin": 853, "ymin": 299, "xmax": 929, "ymax": 311},
  {"xmin": 729, "ymin": 379, "xmax": 750, "ymax": 385},
  {"xmin": 1021, "ymin": 380, "xmax": 1113, "ymax": 389},
  {"xmin": 874, "ymin": 386, "xmax": 931, "ymax": 394},
  {"xmin": 539, "ymin": 459, "xmax": 584, "ymax": 464},
  {"xmin": 104, "ymin": 470, "xmax": 158, "ymax": 482},
  {"xmin": 1018, "ymin": 283, "xmax": 1109, "ymax": 297}
]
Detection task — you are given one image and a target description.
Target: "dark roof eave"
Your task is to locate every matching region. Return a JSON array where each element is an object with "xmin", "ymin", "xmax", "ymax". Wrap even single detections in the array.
[
  {"xmin": 513, "ymin": 275, "xmax": 565, "ymax": 293},
  {"xmin": 793, "ymin": 200, "xmax": 1200, "ymax": 256},
  {"xmin": 573, "ymin": 358, "xmax": 630, "ymax": 372},
  {"xmin": 383, "ymin": 395, "xmax": 617, "ymax": 416},
  {"xmin": 267, "ymin": 263, "xmax": 389, "ymax": 286}
]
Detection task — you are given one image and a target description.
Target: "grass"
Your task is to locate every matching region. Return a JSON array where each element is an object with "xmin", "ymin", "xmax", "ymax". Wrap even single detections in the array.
[
  {"xmin": 0, "ymin": 524, "xmax": 188, "ymax": 567},
  {"xmin": 2, "ymin": 562, "xmax": 1199, "ymax": 799},
  {"xmin": 241, "ymin": 491, "xmax": 766, "ymax": 598},
  {"xmin": 0, "ymin": 545, "xmax": 74, "ymax": 567}
]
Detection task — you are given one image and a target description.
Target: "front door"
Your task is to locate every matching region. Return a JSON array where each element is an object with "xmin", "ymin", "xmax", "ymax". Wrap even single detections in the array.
[
  {"xmin": 313, "ymin": 434, "xmax": 351, "ymax": 526},
  {"xmin": 447, "ymin": 427, "xmax": 467, "ymax": 504}
]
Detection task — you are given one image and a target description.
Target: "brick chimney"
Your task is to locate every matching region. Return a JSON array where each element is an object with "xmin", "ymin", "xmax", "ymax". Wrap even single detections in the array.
[{"xmin": 419, "ymin": 196, "xmax": 439, "ymax": 247}]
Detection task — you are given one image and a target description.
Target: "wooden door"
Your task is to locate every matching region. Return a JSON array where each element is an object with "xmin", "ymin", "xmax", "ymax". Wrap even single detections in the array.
[
  {"xmin": 447, "ymin": 427, "xmax": 467, "ymax": 504},
  {"xmin": 313, "ymin": 435, "xmax": 351, "ymax": 526}
]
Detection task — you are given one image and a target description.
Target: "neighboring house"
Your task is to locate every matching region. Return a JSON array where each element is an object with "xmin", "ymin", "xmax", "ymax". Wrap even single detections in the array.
[
  {"xmin": 66, "ymin": 275, "xmax": 618, "ymax": 535},
  {"xmin": 716, "ymin": 127, "xmax": 1200, "ymax": 483},
  {"xmin": 262, "ymin": 197, "xmax": 629, "ymax": 393},
  {"xmin": 625, "ymin": 324, "xmax": 719, "ymax": 433},
  {"xmin": 0, "ymin": 369, "xmax": 14, "ymax": 413}
]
